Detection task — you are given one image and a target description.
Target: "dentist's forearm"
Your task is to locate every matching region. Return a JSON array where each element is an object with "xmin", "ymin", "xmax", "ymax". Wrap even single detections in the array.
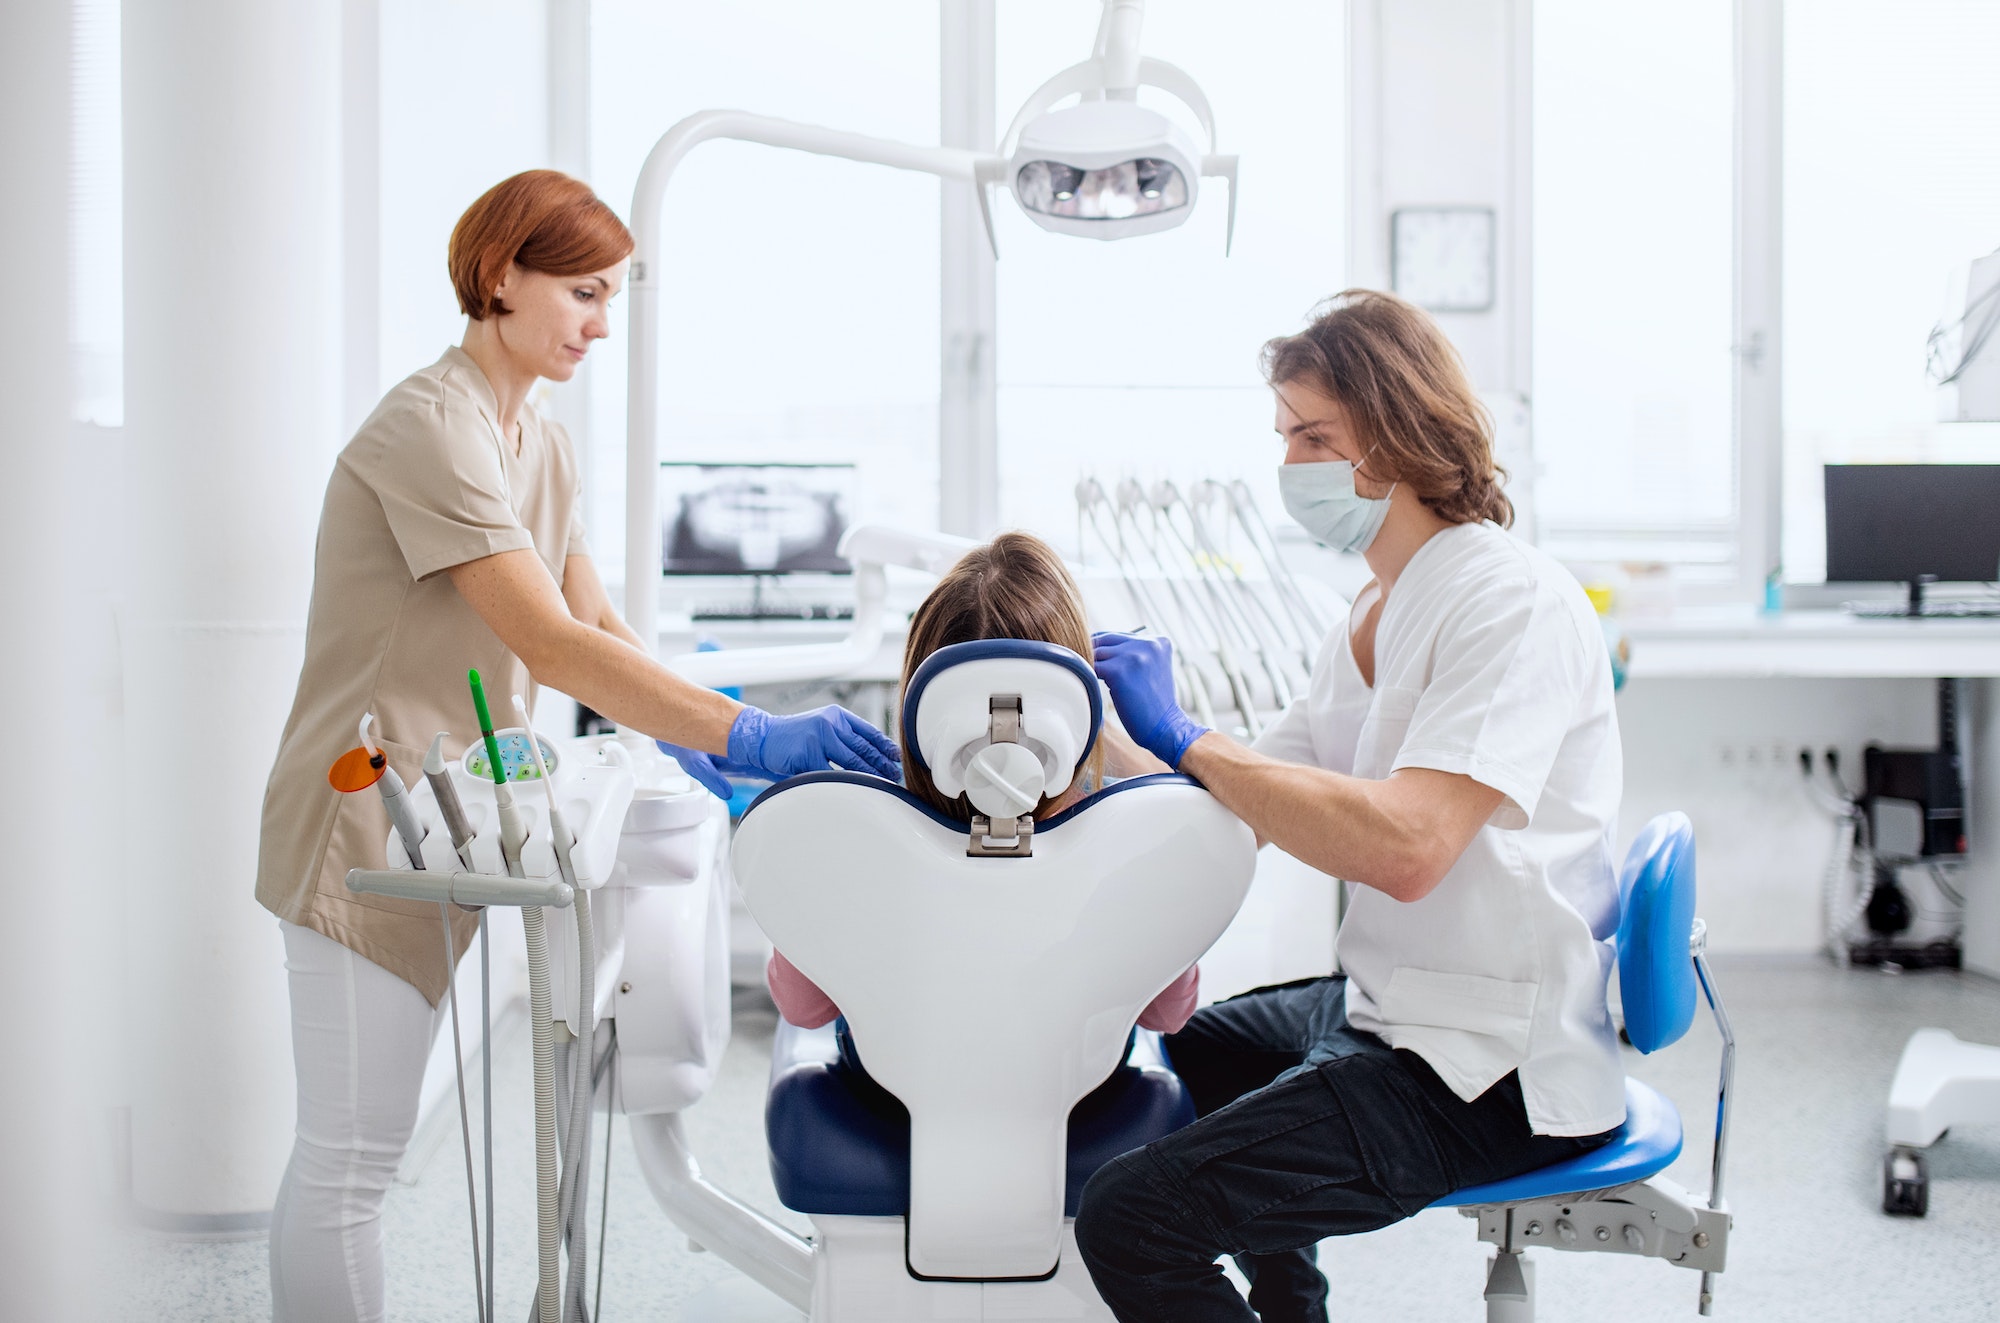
[{"xmin": 1179, "ymin": 733, "xmax": 1500, "ymax": 902}]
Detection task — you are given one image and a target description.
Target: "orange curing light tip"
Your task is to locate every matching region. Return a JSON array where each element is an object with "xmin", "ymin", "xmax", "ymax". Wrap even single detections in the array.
[{"xmin": 328, "ymin": 746, "xmax": 388, "ymax": 794}]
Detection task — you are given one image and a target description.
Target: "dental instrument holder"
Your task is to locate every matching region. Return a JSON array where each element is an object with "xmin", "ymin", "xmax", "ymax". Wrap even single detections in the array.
[{"xmin": 343, "ymin": 730, "xmax": 635, "ymax": 918}]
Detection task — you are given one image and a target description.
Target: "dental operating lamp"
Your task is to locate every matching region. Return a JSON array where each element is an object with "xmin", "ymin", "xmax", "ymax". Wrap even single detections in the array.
[{"xmin": 624, "ymin": 0, "xmax": 1238, "ymax": 654}]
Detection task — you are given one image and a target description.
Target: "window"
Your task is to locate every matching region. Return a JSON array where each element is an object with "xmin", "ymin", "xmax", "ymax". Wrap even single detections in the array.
[
  {"xmin": 992, "ymin": 0, "xmax": 1344, "ymax": 551},
  {"xmin": 1780, "ymin": 0, "xmax": 2000, "ymax": 584},
  {"xmin": 587, "ymin": 1, "xmax": 941, "ymax": 571},
  {"xmin": 1530, "ymin": 0, "xmax": 1737, "ymax": 576}
]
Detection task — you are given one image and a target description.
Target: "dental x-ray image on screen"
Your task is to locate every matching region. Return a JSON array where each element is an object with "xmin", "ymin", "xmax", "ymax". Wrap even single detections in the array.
[{"xmin": 660, "ymin": 463, "xmax": 854, "ymax": 574}]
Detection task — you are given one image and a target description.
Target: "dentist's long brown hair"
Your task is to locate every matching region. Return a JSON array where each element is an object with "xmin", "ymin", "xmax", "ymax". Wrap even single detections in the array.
[
  {"xmin": 1262, "ymin": 289, "xmax": 1513, "ymax": 528},
  {"xmin": 899, "ymin": 531, "xmax": 1106, "ymax": 820}
]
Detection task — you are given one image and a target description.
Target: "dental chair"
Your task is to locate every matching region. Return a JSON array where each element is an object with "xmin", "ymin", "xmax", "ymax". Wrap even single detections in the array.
[
  {"xmin": 732, "ymin": 639, "xmax": 1258, "ymax": 1321},
  {"xmin": 1433, "ymin": 812, "xmax": 1735, "ymax": 1321}
]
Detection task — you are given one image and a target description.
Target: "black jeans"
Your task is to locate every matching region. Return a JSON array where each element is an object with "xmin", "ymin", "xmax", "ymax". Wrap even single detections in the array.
[{"xmin": 1074, "ymin": 977, "xmax": 1614, "ymax": 1323}]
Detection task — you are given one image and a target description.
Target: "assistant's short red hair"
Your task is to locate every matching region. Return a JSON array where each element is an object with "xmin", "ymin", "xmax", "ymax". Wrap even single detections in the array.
[{"xmin": 449, "ymin": 170, "xmax": 634, "ymax": 320}]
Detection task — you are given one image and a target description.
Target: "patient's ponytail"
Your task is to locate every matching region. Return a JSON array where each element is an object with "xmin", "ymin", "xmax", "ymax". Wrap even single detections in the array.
[{"xmin": 899, "ymin": 532, "xmax": 1104, "ymax": 820}]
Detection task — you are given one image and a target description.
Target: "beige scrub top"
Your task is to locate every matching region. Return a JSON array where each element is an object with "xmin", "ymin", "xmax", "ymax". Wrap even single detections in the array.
[{"xmin": 256, "ymin": 346, "xmax": 587, "ymax": 1005}]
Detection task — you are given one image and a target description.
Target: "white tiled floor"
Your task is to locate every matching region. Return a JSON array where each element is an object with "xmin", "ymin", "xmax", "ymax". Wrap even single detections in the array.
[{"xmin": 113, "ymin": 960, "xmax": 2000, "ymax": 1322}]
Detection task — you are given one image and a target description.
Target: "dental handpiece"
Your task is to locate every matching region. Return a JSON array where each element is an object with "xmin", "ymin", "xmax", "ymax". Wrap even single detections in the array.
[
  {"xmin": 424, "ymin": 732, "xmax": 477, "ymax": 871},
  {"xmin": 361, "ymin": 714, "xmax": 429, "ymax": 869},
  {"xmin": 512, "ymin": 695, "xmax": 580, "ymax": 892}
]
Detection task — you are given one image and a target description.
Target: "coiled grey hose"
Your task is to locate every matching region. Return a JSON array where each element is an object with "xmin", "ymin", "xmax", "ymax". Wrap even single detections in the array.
[{"xmin": 1822, "ymin": 810, "xmax": 1873, "ymax": 962}]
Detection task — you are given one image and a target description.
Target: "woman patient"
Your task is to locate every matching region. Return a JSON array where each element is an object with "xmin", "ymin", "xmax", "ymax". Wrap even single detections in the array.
[{"xmin": 765, "ymin": 530, "xmax": 1201, "ymax": 1034}]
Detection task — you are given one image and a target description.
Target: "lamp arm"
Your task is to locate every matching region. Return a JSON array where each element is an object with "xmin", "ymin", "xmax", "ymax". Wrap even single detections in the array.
[
  {"xmin": 1101, "ymin": 0, "xmax": 1147, "ymax": 98},
  {"xmin": 623, "ymin": 111, "xmax": 989, "ymax": 652}
]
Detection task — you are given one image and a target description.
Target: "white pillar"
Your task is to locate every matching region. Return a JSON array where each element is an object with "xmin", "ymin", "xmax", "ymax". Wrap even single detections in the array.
[
  {"xmin": 342, "ymin": 0, "xmax": 381, "ymax": 436},
  {"xmin": 123, "ymin": 0, "xmax": 345, "ymax": 1225},
  {"xmin": 0, "ymin": 2, "xmax": 93, "ymax": 1308},
  {"xmin": 547, "ymin": 0, "xmax": 595, "ymax": 547},
  {"xmin": 939, "ymin": 0, "xmax": 998, "ymax": 539},
  {"xmin": 1733, "ymin": 0, "xmax": 1785, "ymax": 601}
]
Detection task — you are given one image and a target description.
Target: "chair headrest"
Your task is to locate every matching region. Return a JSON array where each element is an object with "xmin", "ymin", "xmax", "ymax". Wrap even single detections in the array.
[{"xmin": 900, "ymin": 640, "xmax": 1103, "ymax": 819}]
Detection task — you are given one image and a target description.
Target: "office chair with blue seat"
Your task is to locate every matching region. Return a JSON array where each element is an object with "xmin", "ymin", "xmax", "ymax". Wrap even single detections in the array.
[
  {"xmin": 1432, "ymin": 811, "xmax": 1736, "ymax": 1321},
  {"xmin": 732, "ymin": 639, "xmax": 1258, "ymax": 1320}
]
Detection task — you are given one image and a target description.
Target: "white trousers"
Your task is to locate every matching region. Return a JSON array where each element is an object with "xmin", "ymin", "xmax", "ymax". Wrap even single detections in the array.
[{"xmin": 270, "ymin": 920, "xmax": 443, "ymax": 1323}]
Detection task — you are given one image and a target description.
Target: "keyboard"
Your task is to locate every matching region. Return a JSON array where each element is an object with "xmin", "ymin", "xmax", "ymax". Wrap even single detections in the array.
[
  {"xmin": 1844, "ymin": 600, "xmax": 2000, "ymax": 619},
  {"xmin": 690, "ymin": 601, "xmax": 856, "ymax": 622}
]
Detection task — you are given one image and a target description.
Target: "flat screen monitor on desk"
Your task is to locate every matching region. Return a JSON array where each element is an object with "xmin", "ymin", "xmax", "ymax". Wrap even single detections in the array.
[
  {"xmin": 661, "ymin": 462, "xmax": 853, "ymax": 575},
  {"xmin": 660, "ymin": 462, "xmax": 857, "ymax": 621},
  {"xmin": 1824, "ymin": 464, "xmax": 2000, "ymax": 617}
]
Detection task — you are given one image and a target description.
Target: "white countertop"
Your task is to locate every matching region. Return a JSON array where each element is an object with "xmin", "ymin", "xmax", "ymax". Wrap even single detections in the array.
[{"xmin": 1622, "ymin": 606, "xmax": 2000, "ymax": 679}]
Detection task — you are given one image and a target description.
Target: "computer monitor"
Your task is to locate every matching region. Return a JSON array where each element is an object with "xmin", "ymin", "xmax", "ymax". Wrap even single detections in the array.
[
  {"xmin": 660, "ymin": 462, "xmax": 855, "ymax": 575},
  {"xmin": 1824, "ymin": 464, "xmax": 2000, "ymax": 610}
]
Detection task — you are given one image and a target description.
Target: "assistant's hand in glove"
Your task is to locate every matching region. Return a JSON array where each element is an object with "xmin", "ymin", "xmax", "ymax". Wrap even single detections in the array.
[
  {"xmin": 660, "ymin": 704, "xmax": 901, "ymax": 803},
  {"xmin": 727, "ymin": 705, "xmax": 901, "ymax": 782},
  {"xmin": 1091, "ymin": 631, "xmax": 1209, "ymax": 770},
  {"xmin": 654, "ymin": 740, "xmax": 759, "ymax": 801}
]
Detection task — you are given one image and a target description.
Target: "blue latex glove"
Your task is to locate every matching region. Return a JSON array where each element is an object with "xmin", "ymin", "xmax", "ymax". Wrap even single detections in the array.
[
  {"xmin": 1091, "ymin": 631, "xmax": 1210, "ymax": 770},
  {"xmin": 727, "ymin": 705, "xmax": 902, "ymax": 782},
  {"xmin": 654, "ymin": 739, "xmax": 762, "ymax": 801}
]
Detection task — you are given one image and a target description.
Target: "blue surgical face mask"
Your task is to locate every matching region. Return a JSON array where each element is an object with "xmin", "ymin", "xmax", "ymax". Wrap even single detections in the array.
[{"xmin": 1278, "ymin": 457, "xmax": 1397, "ymax": 554}]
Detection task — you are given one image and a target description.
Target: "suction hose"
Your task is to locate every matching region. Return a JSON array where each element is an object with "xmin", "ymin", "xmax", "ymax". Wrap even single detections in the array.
[
  {"xmin": 470, "ymin": 670, "xmax": 561, "ymax": 1322},
  {"xmin": 554, "ymin": 890, "xmax": 596, "ymax": 1323},
  {"xmin": 520, "ymin": 900, "xmax": 563, "ymax": 1323},
  {"xmin": 515, "ymin": 693, "xmax": 594, "ymax": 1323}
]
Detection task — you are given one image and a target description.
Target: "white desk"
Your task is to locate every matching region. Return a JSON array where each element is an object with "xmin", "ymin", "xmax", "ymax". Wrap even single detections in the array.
[
  {"xmin": 658, "ymin": 615, "xmax": 908, "ymax": 684},
  {"xmin": 1623, "ymin": 608, "xmax": 2000, "ymax": 680}
]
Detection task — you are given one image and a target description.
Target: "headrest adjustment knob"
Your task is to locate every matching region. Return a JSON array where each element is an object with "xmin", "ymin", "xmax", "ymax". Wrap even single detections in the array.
[
  {"xmin": 966, "ymin": 741, "xmax": 1045, "ymax": 821},
  {"xmin": 966, "ymin": 694, "xmax": 1039, "ymax": 855}
]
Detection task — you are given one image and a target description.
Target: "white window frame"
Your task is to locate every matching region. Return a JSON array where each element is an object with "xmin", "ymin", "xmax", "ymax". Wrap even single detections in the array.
[
  {"xmin": 1734, "ymin": 0, "xmax": 1783, "ymax": 604},
  {"xmin": 1530, "ymin": 0, "xmax": 1783, "ymax": 605}
]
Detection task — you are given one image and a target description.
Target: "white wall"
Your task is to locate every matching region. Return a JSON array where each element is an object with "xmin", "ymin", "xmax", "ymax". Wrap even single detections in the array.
[
  {"xmin": 1348, "ymin": 0, "xmax": 1529, "ymax": 399},
  {"xmin": 1617, "ymin": 676, "xmax": 1941, "ymax": 954}
]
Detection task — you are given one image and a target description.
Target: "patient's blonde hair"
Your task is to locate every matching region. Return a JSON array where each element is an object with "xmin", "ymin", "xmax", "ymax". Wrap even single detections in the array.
[{"xmin": 900, "ymin": 531, "xmax": 1104, "ymax": 820}]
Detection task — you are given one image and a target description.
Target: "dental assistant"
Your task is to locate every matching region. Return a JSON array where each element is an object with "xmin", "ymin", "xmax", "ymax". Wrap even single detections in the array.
[
  {"xmin": 1079, "ymin": 290, "xmax": 1625, "ymax": 1323},
  {"xmin": 256, "ymin": 170, "xmax": 898, "ymax": 1323}
]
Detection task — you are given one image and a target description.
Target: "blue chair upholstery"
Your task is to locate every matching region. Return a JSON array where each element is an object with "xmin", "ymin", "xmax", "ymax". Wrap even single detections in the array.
[
  {"xmin": 766, "ymin": 1019, "xmax": 1196, "ymax": 1217},
  {"xmin": 1617, "ymin": 811, "xmax": 1698, "ymax": 1054},
  {"xmin": 1434, "ymin": 810, "xmax": 1699, "ymax": 1209},
  {"xmin": 1432, "ymin": 1077, "xmax": 1683, "ymax": 1207}
]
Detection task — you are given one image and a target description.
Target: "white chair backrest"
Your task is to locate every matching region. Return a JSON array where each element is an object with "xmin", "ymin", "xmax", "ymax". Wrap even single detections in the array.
[
  {"xmin": 734, "ymin": 773, "xmax": 1254, "ymax": 1279},
  {"xmin": 739, "ymin": 639, "xmax": 1255, "ymax": 1276}
]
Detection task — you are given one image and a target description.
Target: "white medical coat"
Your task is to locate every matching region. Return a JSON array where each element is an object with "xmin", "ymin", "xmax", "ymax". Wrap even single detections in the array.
[{"xmin": 1254, "ymin": 520, "xmax": 1626, "ymax": 1135}]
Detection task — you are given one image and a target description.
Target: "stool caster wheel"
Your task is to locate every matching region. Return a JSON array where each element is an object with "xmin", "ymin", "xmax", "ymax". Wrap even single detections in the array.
[{"xmin": 1883, "ymin": 1146, "xmax": 1929, "ymax": 1216}]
